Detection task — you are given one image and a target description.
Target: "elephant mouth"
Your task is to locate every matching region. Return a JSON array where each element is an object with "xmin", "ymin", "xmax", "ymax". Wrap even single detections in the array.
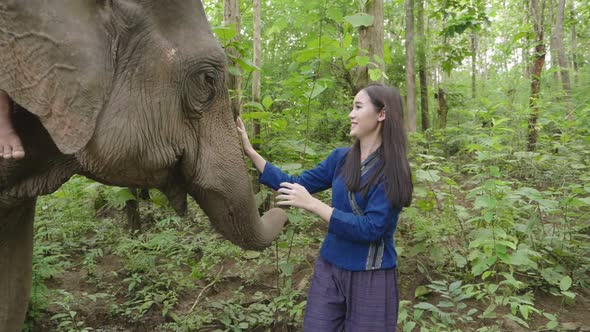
[{"xmin": 160, "ymin": 165, "xmax": 189, "ymax": 216}]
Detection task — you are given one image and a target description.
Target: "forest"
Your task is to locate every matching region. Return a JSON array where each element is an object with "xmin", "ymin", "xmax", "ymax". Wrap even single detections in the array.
[{"xmin": 25, "ymin": 0, "xmax": 589, "ymax": 331}]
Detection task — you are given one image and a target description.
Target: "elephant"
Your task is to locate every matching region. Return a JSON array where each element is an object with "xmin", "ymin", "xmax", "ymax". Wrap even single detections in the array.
[{"xmin": 0, "ymin": 1, "xmax": 288, "ymax": 330}]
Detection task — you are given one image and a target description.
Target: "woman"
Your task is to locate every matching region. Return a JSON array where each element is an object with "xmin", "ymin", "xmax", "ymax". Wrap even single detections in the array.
[{"xmin": 237, "ymin": 84, "xmax": 413, "ymax": 331}]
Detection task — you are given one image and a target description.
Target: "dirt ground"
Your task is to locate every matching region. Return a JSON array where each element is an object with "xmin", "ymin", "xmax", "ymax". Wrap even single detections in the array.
[{"xmin": 29, "ymin": 248, "xmax": 590, "ymax": 332}]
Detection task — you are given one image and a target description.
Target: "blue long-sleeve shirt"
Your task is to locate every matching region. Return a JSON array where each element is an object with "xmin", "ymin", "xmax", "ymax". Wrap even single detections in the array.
[{"xmin": 259, "ymin": 147, "xmax": 401, "ymax": 271}]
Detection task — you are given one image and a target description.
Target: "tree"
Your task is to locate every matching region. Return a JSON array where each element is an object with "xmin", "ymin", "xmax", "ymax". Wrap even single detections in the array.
[
  {"xmin": 356, "ymin": 0, "xmax": 384, "ymax": 92},
  {"xmin": 471, "ymin": 31, "xmax": 477, "ymax": 99},
  {"xmin": 549, "ymin": 0, "xmax": 560, "ymax": 82},
  {"xmin": 527, "ymin": 0, "xmax": 546, "ymax": 151},
  {"xmin": 570, "ymin": 1, "xmax": 578, "ymax": 74},
  {"xmin": 405, "ymin": 0, "xmax": 417, "ymax": 132},
  {"xmin": 555, "ymin": 0, "xmax": 572, "ymax": 103},
  {"xmin": 252, "ymin": 0, "xmax": 262, "ymax": 149},
  {"xmin": 416, "ymin": 0, "xmax": 429, "ymax": 131},
  {"xmin": 224, "ymin": 0, "xmax": 242, "ymax": 117}
]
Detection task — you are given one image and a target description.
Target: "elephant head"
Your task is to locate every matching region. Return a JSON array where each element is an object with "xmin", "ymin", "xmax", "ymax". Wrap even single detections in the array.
[{"xmin": 0, "ymin": 0, "xmax": 287, "ymax": 250}]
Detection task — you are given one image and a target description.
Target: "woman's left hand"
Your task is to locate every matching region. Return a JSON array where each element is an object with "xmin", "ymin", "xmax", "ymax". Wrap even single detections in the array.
[{"xmin": 276, "ymin": 182, "xmax": 316, "ymax": 211}]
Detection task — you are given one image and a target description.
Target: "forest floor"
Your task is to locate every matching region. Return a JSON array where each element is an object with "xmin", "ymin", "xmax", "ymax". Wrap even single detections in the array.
[{"xmin": 28, "ymin": 200, "xmax": 590, "ymax": 332}]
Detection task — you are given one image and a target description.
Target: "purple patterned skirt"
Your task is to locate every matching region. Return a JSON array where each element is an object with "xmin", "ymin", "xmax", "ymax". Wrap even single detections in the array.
[{"xmin": 303, "ymin": 255, "xmax": 399, "ymax": 332}]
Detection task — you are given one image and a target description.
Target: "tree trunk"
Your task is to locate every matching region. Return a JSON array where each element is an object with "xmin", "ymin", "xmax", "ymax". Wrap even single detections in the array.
[
  {"xmin": 437, "ymin": 88, "xmax": 448, "ymax": 129},
  {"xmin": 570, "ymin": 1, "xmax": 578, "ymax": 73},
  {"xmin": 471, "ymin": 31, "xmax": 477, "ymax": 99},
  {"xmin": 405, "ymin": 0, "xmax": 416, "ymax": 132},
  {"xmin": 549, "ymin": 0, "xmax": 560, "ymax": 82},
  {"xmin": 555, "ymin": 0, "xmax": 571, "ymax": 101},
  {"xmin": 252, "ymin": 0, "xmax": 262, "ymax": 150},
  {"xmin": 527, "ymin": 0, "xmax": 546, "ymax": 151},
  {"xmin": 522, "ymin": 0, "xmax": 531, "ymax": 79},
  {"xmin": 356, "ymin": 0, "xmax": 384, "ymax": 92},
  {"xmin": 224, "ymin": 0, "xmax": 242, "ymax": 118},
  {"xmin": 417, "ymin": 0, "xmax": 429, "ymax": 131}
]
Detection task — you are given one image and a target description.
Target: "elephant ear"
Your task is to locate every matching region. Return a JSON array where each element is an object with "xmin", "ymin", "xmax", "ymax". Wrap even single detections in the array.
[
  {"xmin": 0, "ymin": 4, "xmax": 105, "ymax": 155},
  {"xmin": 8, "ymin": 88, "xmax": 100, "ymax": 155}
]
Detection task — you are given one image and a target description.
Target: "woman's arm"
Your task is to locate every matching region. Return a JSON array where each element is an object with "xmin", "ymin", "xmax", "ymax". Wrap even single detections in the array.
[
  {"xmin": 237, "ymin": 117, "xmax": 342, "ymax": 193},
  {"xmin": 327, "ymin": 184, "xmax": 399, "ymax": 243}
]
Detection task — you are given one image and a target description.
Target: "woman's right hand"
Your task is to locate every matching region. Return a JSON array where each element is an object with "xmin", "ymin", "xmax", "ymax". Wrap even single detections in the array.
[{"xmin": 236, "ymin": 117, "xmax": 254, "ymax": 155}]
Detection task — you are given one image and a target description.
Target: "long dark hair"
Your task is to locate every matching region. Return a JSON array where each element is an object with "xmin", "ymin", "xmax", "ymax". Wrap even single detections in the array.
[{"xmin": 340, "ymin": 84, "xmax": 413, "ymax": 208}]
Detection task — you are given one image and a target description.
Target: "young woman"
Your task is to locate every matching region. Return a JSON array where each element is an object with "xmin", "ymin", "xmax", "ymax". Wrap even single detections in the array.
[
  {"xmin": 237, "ymin": 84, "xmax": 413, "ymax": 331},
  {"xmin": 0, "ymin": 90, "xmax": 24, "ymax": 159}
]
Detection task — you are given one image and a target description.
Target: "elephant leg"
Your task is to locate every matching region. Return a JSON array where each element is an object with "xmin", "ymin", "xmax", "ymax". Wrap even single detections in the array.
[
  {"xmin": 125, "ymin": 188, "xmax": 140, "ymax": 231},
  {"xmin": 0, "ymin": 198, "xmax": 36, "ymax": 332}
]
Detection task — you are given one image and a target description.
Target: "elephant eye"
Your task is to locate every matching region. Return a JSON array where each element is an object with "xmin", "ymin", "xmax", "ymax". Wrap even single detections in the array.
[{"xmin": 182, "ymin": 68, "xmax": 222, "ymax": 119}]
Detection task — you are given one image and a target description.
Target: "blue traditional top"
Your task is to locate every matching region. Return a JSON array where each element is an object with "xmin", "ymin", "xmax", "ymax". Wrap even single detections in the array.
[{"xmin": 259, "ymin": 147, "xmax": 401, "ymax": 271}]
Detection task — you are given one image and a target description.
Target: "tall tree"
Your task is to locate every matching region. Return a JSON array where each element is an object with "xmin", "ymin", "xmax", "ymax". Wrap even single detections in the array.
[
  {"xmin": 224, "ymin": 0, "xmax": 242, "ymax": 117},
  {"xmin": 417, "ymin": 0, "xmax": 429, "ymax": 131},
  {"xmin": 356, "ymin": 0, "xmax": 384, "ymax": 92},
  {"xmin": 527, "ymin": 0, "xmax": 546, "ymax": 151},
  {"xmin": 522, "ymin": 0, "xmax": 531, "ymax": 79},
  {"xmin": 555, "ymin": 0, "xmax": 571, "ymax": 101},
  {"xmin": 471, "ymin": 31, "xmax": 477, "ymax": 99},
  {"xmin": 570, "ymin": 1, "xmax": 578, "ymax": 74},
  {"xmin": 405, "ymin": 0, "xmax": 416, "ymax": 132},
  {"xmin": 252, "ymin": 0, "xmax": 262, "ymax": 149},
  {"xmin": 549, "ymin": 0, "xmax": 560, "ymax": 82}
]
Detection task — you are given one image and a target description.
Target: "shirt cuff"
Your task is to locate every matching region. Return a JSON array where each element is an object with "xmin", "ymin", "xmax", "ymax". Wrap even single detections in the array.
[{"xmin": 258, "ymin": 162, "xmax": 281, "ymax": 190}]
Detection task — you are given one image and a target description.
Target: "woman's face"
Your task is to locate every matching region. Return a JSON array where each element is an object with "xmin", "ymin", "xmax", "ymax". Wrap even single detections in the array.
[{"xmin": 349, "ymin": 90, "xmax": 384, "ymax": 139}]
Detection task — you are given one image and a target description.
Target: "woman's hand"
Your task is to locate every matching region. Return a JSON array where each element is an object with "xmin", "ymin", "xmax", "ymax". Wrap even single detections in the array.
[
  {"xmin": 277, "ymin": 182, "xmax": 334, "ymax": 222},
  {"xmin": 277, "ymin": 182, "xmax": 316, "ymax": 210},
  {"xmin": 236, "ymin": 117, "xmax": 254, "ymax": 155},
  {"xmin": 236, "ymin": 117, "xmax": 266, "ymax": 173}
]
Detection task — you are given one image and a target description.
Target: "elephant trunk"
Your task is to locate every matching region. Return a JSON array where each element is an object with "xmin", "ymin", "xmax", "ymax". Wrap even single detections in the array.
[{"xmin": 190, "ymin": 188, "xmax": 287, "ymax": 250}]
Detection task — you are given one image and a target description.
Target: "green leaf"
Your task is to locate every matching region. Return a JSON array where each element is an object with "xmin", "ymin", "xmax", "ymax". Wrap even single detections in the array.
[
  {"xmin": 241, "ymin": 112, "xmax": 272, "ymax": 121},
  {"xmin": 541, "ymin": 268, "xmax": 566, "ymax": 285},
  {"xmin": 449, "ymin": 280, "xmax": 462, "ymax": 292},
  {"xmin": 438, "ymin": 301, "xmax": 455, "ymax": 308},
  {"xmin": 355, "ymin": 55, "xmax": 370, "ymax": 66},
  {"xmin": 212, "ymin": 25, "xmax": 237, "ymax": 42},
  {"xmin": 228, "ymin": 65, "xmax": 241, "ymax": 76},
  {"xmin": 560, "ymin": 276, "xmax": 572, "ymax": 291},
  {"xmin": 278, "ymin": 261, "xmax": 294, "ymax": 276},
  {"xmin": 235, "ymin": 57, "xmax": 260, "ymax": 72},
  {"xmin": 243, "ymin": 251, "xmax": 261, "ymax": 259},
  {"xmin": 243, "ymin": 102, "xmax": 264, "ymax": 112},
  {"xmin": 474, "ymin": 195, "xmax": 497, "ymax": 209},
  {"xmin": 403, "ymin": 322, "xmax": 416, "ymax": 332},
  {"xmin": 414, "ymin": 285, "xmax": 431, "ymax": 298},
  {"xmin": 304, "ymin": 83, "xmax": 327, "ymax": 99},
  {"xmin": 415, "ymin": 169, "xmax": 441, "ymax": 182},
  {"xmin": 479, "ymin": 303, "xmax": 497, "ymax": 318},
  {"xmin": 503, "ymin": 314, "xmax": 529, "ymax": 328},
  {"xmin": 344, "ymin": 13, "xmax": 374, "ymax": 28},
  {"xmin": 546, "ymin": 320, "xmax": 559, "ymax": 329},
  {"xmin": 262, "ymin": 96, "xmax": 274, "ymax": 110},
  {"xmin": 278, "ymin": 163, "xmax": 302, "ymax": 171},
  {"xmin": 561, "ymin": 291, "xmax": 576, "ymax": 299},
  {"xmin": 453, "ymin": 253, "xmax": 467, "ymax": 268},
  {"xmin": 368, "ymin": 68, "xmax": 382, "ymax": 81},
  {"xmin": 414, "ymin": 302, "xmax": 438, "ymax": 312}
]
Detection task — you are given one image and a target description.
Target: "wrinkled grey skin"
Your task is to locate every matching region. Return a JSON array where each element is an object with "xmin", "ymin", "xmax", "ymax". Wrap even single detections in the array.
[{"xmin": 0, "ymin": 1, "xmax": 287, "ymax": 330}]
